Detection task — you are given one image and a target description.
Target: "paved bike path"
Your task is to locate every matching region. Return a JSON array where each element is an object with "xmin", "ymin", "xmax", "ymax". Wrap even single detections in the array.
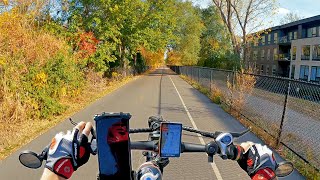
[{"xmin": 0, "ymin": 68, "xmax": 305, "ymax": 179}]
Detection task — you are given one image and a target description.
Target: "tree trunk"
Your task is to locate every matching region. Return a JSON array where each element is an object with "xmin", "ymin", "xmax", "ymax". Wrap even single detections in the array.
[
  {"xmin": 119, "ymin": 44, "xmax": 126, "ymax": 77},
  {"xmin": 133, "ymin": 53, "xmax": 137, "ymax": 75}
]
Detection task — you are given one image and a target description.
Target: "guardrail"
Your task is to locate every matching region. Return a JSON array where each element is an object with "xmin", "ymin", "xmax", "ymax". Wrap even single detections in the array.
[{"xmin": 169, "ymin": 65, "xmax": 320, "ymax": 172}]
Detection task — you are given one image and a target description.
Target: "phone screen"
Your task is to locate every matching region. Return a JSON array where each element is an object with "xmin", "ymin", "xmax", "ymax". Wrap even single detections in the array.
[
  {"xmin": 94, "ymin": 112, "xmax": 132, "ymax": 179},
  {"xmin": 159, "ymin": 122, "xmax": 182, "ymax": 157}
]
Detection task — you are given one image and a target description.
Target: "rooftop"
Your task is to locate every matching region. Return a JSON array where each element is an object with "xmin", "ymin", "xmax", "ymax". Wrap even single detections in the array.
[{"xmin": 271, "ymin": 14, "xmax": 320, "ymax": 30}]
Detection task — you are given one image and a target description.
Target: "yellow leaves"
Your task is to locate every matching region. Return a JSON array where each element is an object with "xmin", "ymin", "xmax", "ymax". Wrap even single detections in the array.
[
  {"xmin": 71, "ymin": 89, "xmax": 81, "ymax": 97},
  {"xmin": 112, "ymin": 72, "xmax": 122, "ymax": 81},
  {"xmin": 139, "ymin": 46, "xmax": 164, "ymax": 67},
  {"xmin": 34, "ymin": 72, "xmax": 47, "ymax": 88},
  {"xmin": 208, "ymin": 39, "xmax": 222, "ymax": 51},
  {"xmin": 25, "ymin": 97, "xmax": 39, "ymax": 110},
  {"xmin": 0, "ymin": 56, "xmax": 5, "ymax": 66},
  {"xmin": 1, "ymin": 0, "xmax": 8, "ymax": 6},
  {"xmin": 114, "ymin": 5, "xmax": 119, "ymax": 11},
  {"xmin": 60, "ymin": 87, "xmax": 67, "ymax": 97}
]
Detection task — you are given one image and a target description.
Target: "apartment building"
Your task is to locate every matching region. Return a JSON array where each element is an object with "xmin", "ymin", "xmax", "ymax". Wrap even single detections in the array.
[{"xmin": 248, "ymin": 15, "xmax": 320, "ymax": 83}]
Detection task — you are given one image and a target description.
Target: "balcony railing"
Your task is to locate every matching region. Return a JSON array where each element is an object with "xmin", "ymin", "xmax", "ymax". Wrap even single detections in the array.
[
  {"xmin": 274, "ymin": 54, "xmax": 290, "ymax": 61},
  {"xmin": 278, "ymin": 53, "xmax": 290, "ymax": 61},
  {"xmin": 312, "ymin": 56, "xmax": 320, "ymax": 61},
  {"xmin": 301, "ymin": 55, "xmax": 310, "ymax": 60},
  {"xmin": 279, "ymin": 36, "xmax": 290, "ymax": 44}
]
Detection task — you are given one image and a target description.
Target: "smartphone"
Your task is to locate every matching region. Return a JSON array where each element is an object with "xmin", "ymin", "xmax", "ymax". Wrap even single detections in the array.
[
  {"xmin": 94, "ymin": 112, "xmax": 132, "ymax": 180},
  {"xmin": 159, "ymin": 122, "xmax": 182, "ymax": 157}
]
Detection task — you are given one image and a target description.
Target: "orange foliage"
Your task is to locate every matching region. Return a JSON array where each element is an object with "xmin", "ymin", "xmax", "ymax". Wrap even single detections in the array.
[
  {"xmin": 0, "ymin": 11, "xmax": 68, "ymax": 67},
  {"xmin": 139, "ymin": 47, "xmax": 164, "ymax": 68},
  {"xmin": 166, "ymin": 51, "xmax": 182, "ymax": 66},
  {"xmin": 77, "ymin": 32, "xmax": 99, "ymax": 59}
]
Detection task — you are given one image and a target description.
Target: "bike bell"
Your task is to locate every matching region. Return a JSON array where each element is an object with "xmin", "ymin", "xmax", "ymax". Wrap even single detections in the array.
[{"xmin": 136, "ymin": 162, "xmax": 162, "ymax": 180}]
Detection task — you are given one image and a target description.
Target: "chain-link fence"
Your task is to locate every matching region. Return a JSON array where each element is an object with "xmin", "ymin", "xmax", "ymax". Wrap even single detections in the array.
[{"xmin": 170, "ymin": 66, "xmax": 320, "ymax": 172}]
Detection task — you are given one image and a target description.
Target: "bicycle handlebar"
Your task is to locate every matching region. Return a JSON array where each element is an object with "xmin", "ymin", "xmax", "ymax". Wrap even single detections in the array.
[
  {"xmin": 130, "ymin": 126, "xmax": 250, "ymax": 139},
  {"xmin": 131, "ymin": 141, "xmax": 212, "ymax": 154}
]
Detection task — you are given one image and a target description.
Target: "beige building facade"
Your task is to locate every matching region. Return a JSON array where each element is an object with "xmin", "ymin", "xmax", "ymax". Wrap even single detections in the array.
[{"xmin": 290, "ymin": 37, "xmax": 320, "ymax": 83}]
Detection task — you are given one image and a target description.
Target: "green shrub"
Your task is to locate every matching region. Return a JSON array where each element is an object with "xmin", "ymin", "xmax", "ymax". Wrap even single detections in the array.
[{"xmin": 22, "ymin": 54, "xmax": 84, "ymax": 118}]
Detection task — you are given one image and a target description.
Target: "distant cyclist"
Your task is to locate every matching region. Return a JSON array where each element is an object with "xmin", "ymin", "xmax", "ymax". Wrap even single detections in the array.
[{"xmin": 41, "ymin": 122, "xmax": 277, "ymax": 180}]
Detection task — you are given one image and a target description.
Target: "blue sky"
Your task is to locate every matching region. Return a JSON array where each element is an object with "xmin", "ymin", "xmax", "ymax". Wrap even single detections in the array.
[{"xmin": 192, "ymin": 0, "xmax": 320, "ymax": 26}]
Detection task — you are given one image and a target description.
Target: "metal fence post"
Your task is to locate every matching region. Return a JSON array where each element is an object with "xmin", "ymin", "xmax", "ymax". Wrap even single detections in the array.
[
  {"xmin": 277, "ymin": 80, "xmax": 291, "ymax": 147},
  {"xmin": 191, "ymin": 67, "xmax": 193, "ymax": 81}
]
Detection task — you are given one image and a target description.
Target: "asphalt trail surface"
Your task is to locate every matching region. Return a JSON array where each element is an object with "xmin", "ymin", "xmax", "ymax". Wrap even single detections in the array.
[{"xmin": 0, "ymin": 68, "xmax": 305, "ymax": 179}]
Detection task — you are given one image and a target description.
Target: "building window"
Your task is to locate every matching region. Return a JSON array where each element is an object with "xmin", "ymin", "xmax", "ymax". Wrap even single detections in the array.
[
  {"xmin": 312, "ymin": 45, "xmax": 320, "ymax": 61},
  {"xmin": 299, "ymin": 65, "xmax": 309, "ymax": 80},
  {"xmin": 267, "ymin": 49, "xmax": 270, "ymax": 60},
  {"xmin": 307, "ymin": 27, "xmax": 317, "ymax": 38},
  {"xmin": 253, "ymin": 50, "xmax": 258, "ymax": 60},
  {"xmin": 261, "ymin": 49, "xmax": 265, "ymax": 60},
  {"xmin": 288, "ymin": 32, "xmax": 293, "ymax": 41},
  {"xmin": 274, "ymin": 33, "xmax": 278, "ymax": 43},
  {"xmin": 266, "ymin": 65, "xmax": 270, "ymax": 75},
  {"xmin": 311, "ymin": 66, "xmax": 320, "ymax": 83},
  {"xmin": 291, "ymin": 65, "xmax": 295, "ymax": 79},
  {"xmin": 260, "ymin": 65, "xmax": 264, "ymax": 74},
  {"xmin": 261, "ymin": 36, "xmax": 265, "ymax": 45},
  {"xmin": 268, "ymin": 34, "xmax": 271, "ymax": 44},
  {"xmin": 294, "ymin": 32, "xmax": 298, "ymax": 39},
  {"xmin": 273, "ymin": 48, "xmax": 278, "ymax": 60},
  {"xmin": 272, "ymin": 65, "xmax": 277, "ymax": 76},
  {"xmin": 289, "ymin": 32, "xmax": 296, "ymax": 40},
  {"xmin": 301, "ymin": 45, "xmax": 310, "ymax": 60},
  {"xmin": 292, "ymin": 46, "xmax": 296, "ymax": 60}
]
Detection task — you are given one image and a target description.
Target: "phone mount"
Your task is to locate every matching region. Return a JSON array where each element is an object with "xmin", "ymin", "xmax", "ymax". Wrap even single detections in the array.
[{"xmin": 94, "ymin": 112, "xmax": 132, "ymax": 180}]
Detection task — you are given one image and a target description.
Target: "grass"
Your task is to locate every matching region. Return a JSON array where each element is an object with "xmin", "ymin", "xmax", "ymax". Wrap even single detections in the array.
[
  {"xmin": 179, "ymin": 74, "xmax": 320, "ymax": 179},
  {"xmin": 0, "ymin": 75, "xmax": 139, "ymax": 160}
]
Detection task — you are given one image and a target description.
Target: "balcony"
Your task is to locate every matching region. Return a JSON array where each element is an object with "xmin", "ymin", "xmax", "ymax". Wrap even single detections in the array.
[
  {"xmin": 279, "ymin": 53, "xmax": 290, "ymax": 61},
  {"xmin": 279, "ymin": 36, "xmax": 291, "ymax": 45},
  {"xmin": 312, "ymin": 56, "xmax": 320, "ymax": 61},
  {"xmin": 275, "ymin": 53, "xmax": 290, "ymax": 61},
  {"xmin": 301, "ymin": 55, "xmax": 310, "ymax": 60}
]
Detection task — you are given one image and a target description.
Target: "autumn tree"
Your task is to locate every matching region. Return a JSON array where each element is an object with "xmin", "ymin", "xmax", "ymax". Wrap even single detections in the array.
[
  {"xmin": 65, "ymin": 0, "xmax": 179, "ymax": 75},
  {"xmin": 279, "ymin": 12, "xmax": 303, "ymax": 25},
  {"xmin": 167, "ymin": 1, "xmax": 203, "ymax": 66},
  {"xmin": 211, "ymin": 0, "xmax": 277, "ymax": 62},
  {"xmin": 197, "ymin": 6, "xmax": 238, "ymax": 69}
]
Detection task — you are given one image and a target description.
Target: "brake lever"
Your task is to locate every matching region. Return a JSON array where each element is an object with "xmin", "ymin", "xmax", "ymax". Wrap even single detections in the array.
[
  {"xmin": 69, "ymin": 118, "xmax": 97, "ymax": 138},
  {"xmin": 213, "ymin": 128, "xmax": 251, "ymax": 138},
  {"xmin": 69, "ymin": 118, "xmax": 97, "ymax": 155},
  {"xmin": 230, "ymin": 128, "xmax": 251, "ymax": 138}
]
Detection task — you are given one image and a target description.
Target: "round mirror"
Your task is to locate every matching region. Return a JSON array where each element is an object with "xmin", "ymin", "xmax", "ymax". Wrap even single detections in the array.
[
  {"xmin": 19, "ymin": 151, "xmax": 42, "ymax": 169},
  {"xmin": 275, "ymin": 161, "xmax": 294, "ymax": 177}
]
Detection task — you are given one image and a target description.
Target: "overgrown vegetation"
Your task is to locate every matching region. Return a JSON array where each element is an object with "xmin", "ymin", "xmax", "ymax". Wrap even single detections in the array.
[
  {"xmin": 179, "ymin": 72, "xmax": 319, "ymax": 179},
  {"xmin": 0, "ymin": 10, "xmax": 84, "ymax": 144},
  {"xmin": 225, "ymin": 68, "xmax": 256, "ymax": 114},
  {"xmin": 0, "ymin": 0, "xmax": 201, "ymax": 158}
]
